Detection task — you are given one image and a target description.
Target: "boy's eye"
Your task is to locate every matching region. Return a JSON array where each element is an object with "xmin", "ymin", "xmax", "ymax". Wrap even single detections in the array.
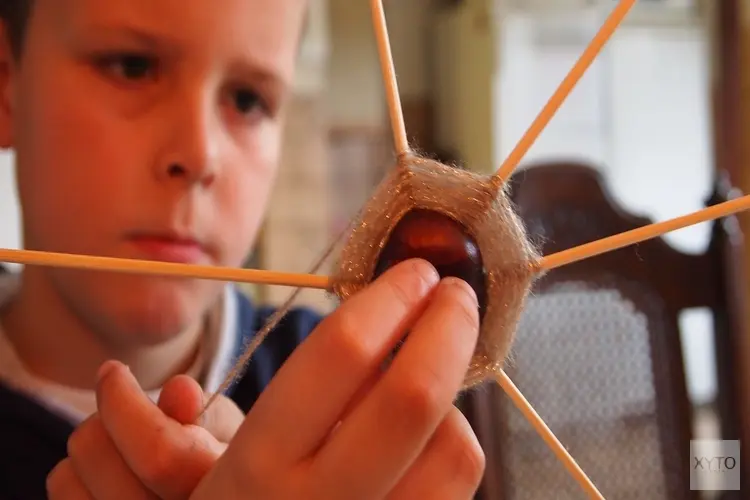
[
  {"xmin": 233, "ymin": 89, "xmax": 265, "ymax": 115},
  {"xmin": 97, "ymin": 53, "xmax": 156, "ymax": 81},
  {"xmin": 118, "ymin": 55, "xmax": 153, "ymax": 79}
]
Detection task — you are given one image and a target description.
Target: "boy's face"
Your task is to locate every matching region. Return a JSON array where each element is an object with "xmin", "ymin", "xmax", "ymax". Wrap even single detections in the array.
[{"xmin": 0, "ymin": 0, "xmax": 307, "ymax": 344}]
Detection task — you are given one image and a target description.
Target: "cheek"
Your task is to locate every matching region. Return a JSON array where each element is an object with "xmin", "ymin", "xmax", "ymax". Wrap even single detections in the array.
[
  {"xmin": 214, "ymin": 126, "xmax": 282, "ymax": 263},
  {"xmin": 13, "ymin": 73, "xmax": 143, "ymax": 250}
]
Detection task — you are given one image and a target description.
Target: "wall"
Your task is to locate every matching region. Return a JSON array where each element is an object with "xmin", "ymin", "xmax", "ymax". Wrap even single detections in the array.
[
  {"xmin": 325, "ymin": 0, "xmax": 431, "ymax": 128},
  {"xmin": 383, "ymin": 0, "xmax": 431, "ymax": 101},
  {"xmin": 326, "ymin": 0, "xmax": 385, "ymax": 128},
  {"xmin": 433, "ymin": 0, "xmax": 497, "ymax": 172}
]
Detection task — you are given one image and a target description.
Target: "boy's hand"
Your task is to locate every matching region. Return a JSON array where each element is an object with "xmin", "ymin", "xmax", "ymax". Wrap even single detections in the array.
[
  {"xmin": 46, "ymin": 366, "xmax": 244, "ymax": 500},
  {"xmin": 48, "ymin": 258, "xmax": 485, "ymax": 499},
  {"xmin": 191, "ymin": 259, "xmax": 485, "ymax": 499}
]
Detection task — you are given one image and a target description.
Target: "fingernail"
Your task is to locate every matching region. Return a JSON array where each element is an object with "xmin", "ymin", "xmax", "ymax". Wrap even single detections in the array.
[
  {"xmin": 96, "ymin": 360, "xmax": 123, "ymax": 383},
  {"xmin": 411, "ymin": 259, "xmax": 440, "ymax": 286},
  {"xmin": 442, "ymin": 277, "xmax": 478, "ymax": 305}
]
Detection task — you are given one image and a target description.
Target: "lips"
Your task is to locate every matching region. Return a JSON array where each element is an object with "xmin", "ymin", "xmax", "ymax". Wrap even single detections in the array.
[{"xmin": 126, "ymin": 231, "xmax": 209, "ymax": 264}]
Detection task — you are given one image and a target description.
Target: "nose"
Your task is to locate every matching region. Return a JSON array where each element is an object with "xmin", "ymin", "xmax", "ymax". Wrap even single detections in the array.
[{"xmin": 155, "ymin": 91, "xmax": 220, "ymax": 187}]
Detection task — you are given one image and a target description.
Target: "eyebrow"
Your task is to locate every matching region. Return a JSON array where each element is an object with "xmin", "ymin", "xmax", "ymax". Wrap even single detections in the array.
[
  {"xmin": 77, "ymin": 22, "xmax": 290, "ymax": 92},
  {"xmin": 231, "ymin": 59, "xmax": 290, "ymax": 98},
  {"xmin": 76, "ymin": 22, "xmax": 180, "ymax": 51}
]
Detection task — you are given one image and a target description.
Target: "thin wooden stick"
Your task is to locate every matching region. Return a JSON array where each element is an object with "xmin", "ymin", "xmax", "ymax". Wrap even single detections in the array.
[
  {"xmin": 371, "ymin": 0, "xmax": 410, "ymax": 157},
  {"xmin": 491, "ymin": 0, "xmax": 636, "ymax": 188},
  {"xmin": 3, "ymin": 193, "xmax": 748, "ymax": 290},
  {"xmin": 540, "ymin": 194, "xmax": 750, "ymax": 271},
  {"xmin": 0, "ymin": 248, "xmax": 331, "ymax": 289},
  {"xmin": 494, "ymin": 370, "xmax": 605, "ymax": 499}
]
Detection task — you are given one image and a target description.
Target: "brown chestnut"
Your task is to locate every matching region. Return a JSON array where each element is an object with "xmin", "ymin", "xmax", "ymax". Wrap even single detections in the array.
[{"xmin": 373, "ymin": 209, "xmax": 488, "ymax": 319}]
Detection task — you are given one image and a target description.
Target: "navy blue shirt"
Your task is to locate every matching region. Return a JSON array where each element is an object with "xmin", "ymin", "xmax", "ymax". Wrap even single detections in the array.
[{"xmin": 0, "ymin": 289, "xmax": 322, "ymax": 499}]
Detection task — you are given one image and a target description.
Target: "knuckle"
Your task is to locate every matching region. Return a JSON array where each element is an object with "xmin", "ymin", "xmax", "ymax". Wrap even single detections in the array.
[
  {"xmin": 326, "ymin": 309, "xmax": 372, "ymax": 367},
  {"xmin": 449, "ymin": 434, "xmax": 486, "ymax": 488},
  {"xmin": 392, "ymin": 371, "xmax": 445, "ymax": 429},
  {"xmin": 442, "ymin": 412, "xmax": 486, "ymax": 489}
]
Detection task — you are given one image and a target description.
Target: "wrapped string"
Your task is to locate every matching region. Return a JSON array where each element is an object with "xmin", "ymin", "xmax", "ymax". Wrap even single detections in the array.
[{"xmin": 329, "ymin": 154, "xmax": 542, "ymax": 388}]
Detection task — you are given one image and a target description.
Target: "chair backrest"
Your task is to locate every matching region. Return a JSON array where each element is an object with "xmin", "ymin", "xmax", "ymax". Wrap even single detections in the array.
[{"xmin": 462, "ymin": 162, "xmax": 746, "ymax": 499}]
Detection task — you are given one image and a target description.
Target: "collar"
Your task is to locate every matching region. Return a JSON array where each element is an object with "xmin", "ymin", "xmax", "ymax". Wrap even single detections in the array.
[{"xmin": 0, "ymin": 271, "xmax": 242, "ymax": 424}]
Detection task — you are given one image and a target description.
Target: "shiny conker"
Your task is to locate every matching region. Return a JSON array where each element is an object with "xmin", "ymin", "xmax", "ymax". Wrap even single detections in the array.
[{"xmin": 373, "ymin": 209, "xmax": 488, "ymax": 319}]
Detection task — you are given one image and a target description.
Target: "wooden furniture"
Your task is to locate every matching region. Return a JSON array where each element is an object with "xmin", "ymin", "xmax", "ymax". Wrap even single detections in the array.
[{"xmin": 459, "ymin": 162, "xmax": 747, "ymax": 499}]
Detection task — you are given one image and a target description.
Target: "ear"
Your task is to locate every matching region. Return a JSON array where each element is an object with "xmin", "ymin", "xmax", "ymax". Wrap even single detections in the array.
[{"xmin": 0, "ymin": 22, "xmax": 16, "ymax": 150}]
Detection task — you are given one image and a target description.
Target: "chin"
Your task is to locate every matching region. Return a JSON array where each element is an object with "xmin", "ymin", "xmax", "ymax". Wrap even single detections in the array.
[
  {"xmin": 58, "ymin": 269, "xmax": 224, "ymax": 347},
  {"xmin": 125, "ymin": 276, "xmax": 221, "ymax": 341}
]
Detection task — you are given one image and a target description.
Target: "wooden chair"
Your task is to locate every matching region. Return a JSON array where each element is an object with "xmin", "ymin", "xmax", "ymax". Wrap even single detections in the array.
[{"xmin": 458, "ymin": 162, "xmax": 747, "ymax": 499}]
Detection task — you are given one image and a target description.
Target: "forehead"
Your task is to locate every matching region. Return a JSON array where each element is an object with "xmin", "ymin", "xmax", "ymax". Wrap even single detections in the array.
[{"xmin": 33, "ymin": 0, "xmax": 307, "ymax": 77}]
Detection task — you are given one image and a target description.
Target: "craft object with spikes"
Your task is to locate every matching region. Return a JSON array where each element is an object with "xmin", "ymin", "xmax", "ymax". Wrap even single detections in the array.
[{"xmin": 0, "ymin": 0, "xmax": 748, "ymax": 498}]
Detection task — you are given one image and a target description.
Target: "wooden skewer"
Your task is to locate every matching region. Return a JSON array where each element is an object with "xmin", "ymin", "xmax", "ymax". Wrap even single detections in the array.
[
  {"xmin": 0, "ymin": 248, "xmax": 331, "ymax": 289},
  {"xmin": 540, "ymin": 193, "xmax": 750, "ymax": 271},
  {"xmin": 491, "ymin": 0, "xmax": 636, "ymax": 187},
  {"xmin": 494, "ymin": 370, "xmax": 605, "ymax": 499},
  {"xmin": 371, "ymin": 0, "xmax": 410, "ymax": 157},
  {"xmin": 1, "ymin": 194, "xmax": 748, "ymax": 289}
]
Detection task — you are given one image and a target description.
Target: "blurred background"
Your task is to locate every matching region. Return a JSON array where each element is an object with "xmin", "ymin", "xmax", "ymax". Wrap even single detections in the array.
[{"xmin": 0, "ymin": 0, "xmax": 746, "ymax": 497}]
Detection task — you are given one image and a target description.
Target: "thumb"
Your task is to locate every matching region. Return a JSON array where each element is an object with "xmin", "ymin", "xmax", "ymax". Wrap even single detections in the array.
[
  {"xmin": 158, "ymin": 375, "xmax": 245, "ymax": 444},
  {"xmin": 157, "ymin": 375, "xmax": 204, "ymax": 424}
]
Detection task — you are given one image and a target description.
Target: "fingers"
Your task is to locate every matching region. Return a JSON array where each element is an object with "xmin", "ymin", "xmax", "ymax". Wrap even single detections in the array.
[
  {"xmin": 386, "ymin": 407, "xmax": 485, "ymax": 500},
  {"xmin": 235, "ymin": 259, "xmax": 440, "ymax": 465},
  {"xmin": 158, "ymin": 375, "xmax": 244, "ymax": 443},
  {"xmin": 196, "ymin": 394, "xmax": 245, "ymax": 444},
  {"xmin": 46, "ymin": 459, "xmax": 95, "ymax": 500},
  {"xmin": 157, "ymin": 375, "xmax": 205, "ymax": 424},
  {"xmin": 95, "ymin": 361, "xmax": 225, "ymax": 499},
  {"xmin": 310, "ymin": 277, "xmax": 480, "ymax": 499},
  {"xmin": 65, "ymin": 414, "xmax": 158, "ymax": 500}
]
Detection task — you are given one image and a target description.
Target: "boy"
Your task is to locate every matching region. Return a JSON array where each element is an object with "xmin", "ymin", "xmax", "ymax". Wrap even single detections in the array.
[{"xmin": 0, "ymin": 0, "xmax": 485, "ymax": 498}]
